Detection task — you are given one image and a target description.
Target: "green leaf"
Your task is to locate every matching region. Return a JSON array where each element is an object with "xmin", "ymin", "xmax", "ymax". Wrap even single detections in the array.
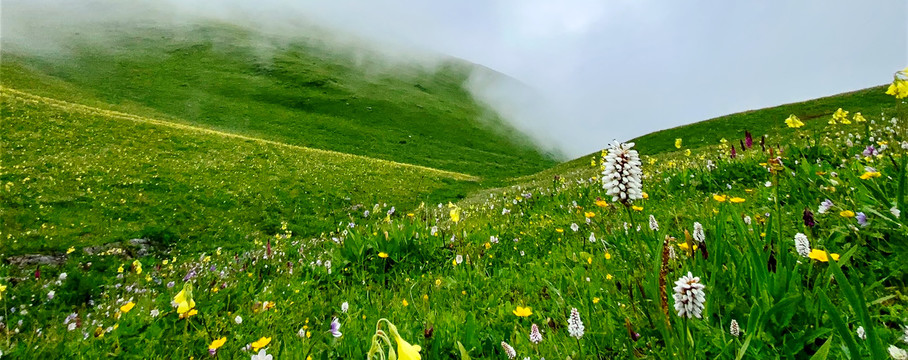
[
  {"xmin": 827, "ymin": 257, "xmax": 885, "ymax": 359},
  {"xmin": 808, "ymin": 334, "xmax": 833, "ymax": 360},
  {"xmin": 456, "ymin": 341, "xmax": 471, "ymax": 360}
]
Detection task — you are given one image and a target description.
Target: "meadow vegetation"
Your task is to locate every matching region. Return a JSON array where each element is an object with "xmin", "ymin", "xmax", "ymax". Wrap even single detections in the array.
[{"xmin": 1, "ymin": 27, "xmax": 908, "ymax": 359}]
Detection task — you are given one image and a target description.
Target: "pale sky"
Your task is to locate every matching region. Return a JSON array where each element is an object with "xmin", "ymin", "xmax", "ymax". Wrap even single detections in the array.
[{"xmin": 4, "ymin": 1, "xmax": 907, "ymax": 158}]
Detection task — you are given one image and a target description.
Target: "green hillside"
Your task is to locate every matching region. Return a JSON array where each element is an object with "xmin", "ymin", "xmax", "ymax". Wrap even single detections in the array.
[
  {"xmin": 504, "ymin": 84, "xmax": 897, "ymax": 190},
  {"xmin": 0, "ymin": 88, "xmax": 477, "ymax": 255},
  {"xmin": 1, "ymin": 23, "xmax": 558, "ymax": 180}
]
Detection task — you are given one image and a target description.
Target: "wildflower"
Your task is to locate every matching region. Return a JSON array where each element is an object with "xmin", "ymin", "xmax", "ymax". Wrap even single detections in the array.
[
  {"xmin": 567, "ymin": 308, "xmax": 585, "ymax": 339},
  {"xmin": 854, "ymin": 112, "xmax": 866, "ymax": 123},
  {"xmin": 513, "ymin": 306, "xmax": 532, "ymax": 317},
  {"xmin": 150, "ymin": 309, "xmax": 160, "ymax": 317},
  {"xmin": 209, "ymin": 337, "xmax": 226, "ymax": 355},
  {"xmin": 593, "ymin": 297, "xmax": 601, "ymax": 303},
  {"xmin": 449, "ymin": 205, "xmax": 461, "ymax": 223},
  {"xmin": 529, "ymin": 323, "xmax": 543, "ymax": 344},
  {"xmin": 890, "ymin": 345, "xmax": 908, "ymax": 360},
  {"xmin": 745, "ymin": 131, "xmax": 753, "ymax": 148},
  {"xmin": 649, "ymin": 215, "xmax": 659, "ymax": 231},
  {"xmin": 892, "ymin": 207, "xmax": 902, "ymax": 218},
  {"xmin": 402, "ymin": 299, "xmax": 409, "ymax": 307},
  {"xmin": 713, "ymin": 194, "xmax": 727, "ymax": 202},
  {"xmin": 119, "ymin": 302, "xmax": 135, "ymax": 313},
  {"xmin": 672, "ymin": 272, "xmax": 706, "ymax": 319},
  {"xmin": 251, "ymin": 349, "xmax": 273, "ymax": 360},
  {"xmin": 729, "ymin": 197, "xmax": 745, "ymax": 203},
  {"xmin": 856, "ymin": 212, "xmax": 868, "ymax": 227},
  {"xmin": 684, "ymin": 149, "xmax": 691, "ymax": 156},
  {"xmin": 675, "ymin": 138, "xmax": 682, "ymax": 149},
  {"xmin": 501, "ymin": 341, "xmax": 517, "ymax": 359},
  {"xmin": 378, "ymin": 252, "xmax": 389, "ymax": 258},
  {"xmin": 743, "ymin": 215, "xmax": 752, "ymax": 225},
  {"xmin": 132, "ymin": 260, "xmax": 142, "ymax": 275},
  {"xmin": 840, "ymin": 210, "xmax": 856, "ymax": 218},
  {"xmin": 341, "ymin": 302, "xmax": 349, "ymax": 313},
  {"xmin": 66, "ymin": 246, "xmax": 75, "ymax": 254},
  {"xmin": 589, "ymin": 233, "xmax": 596, "ymax": 243},
  {"xmin": 631, "ymin": 205, "xmax": 643, "ymax": 211},
  {"xmin": 860, "ymin": 171, "xmax": 882, "ymax": 179},
  {"xmin": 595, "ymin": 200, "xmax": 609, "ymax": 207},
  {"xmin": 251, "ymin": 337, "xmax": 271, "ymax": 352},
  {"xmin": 455, "ymin": 255, "xmax": 463, "ymax": 265},
  {"xmin": 47, "ymin": 291, "xmax": 55, "ymax": 300},
  {"xmin": 818, "ymin": 199, "xmax": 834, "ymax": 214},
  {"xmin": 555, "ymin": 228, "xmax": 564, "ymax": 233},
  {"xmin": 601, "ymin": 141, "xmax": 643, "ymax": 204},
  {"xmin": 794, "ymin": 233, "xmax": 811, "ymax": 258},
  {"xmin": 785, "ymin": 114, "xmax": 804, "ymax": 128},
  {"xmin": 808, "ymin": 249, "xmax": 840, "ymax": 262},
  {"xmin": 570, "ymin": 223, "xmax": 579, "ymax": 232},
  {"xmin": 730, "ymin": 319, "xmax": 740, "ymax": 337},
  {"xmin": 329, "ymin": 317, "xmax": 342, "ymax": 338},
  {"xmin": 59, "ymin": 272, "xmax": 67, "ymax": 281},
  {"xmin": 692, "ymin": 222, "xmax": 705, "ymax": 243},
  {"xmin": 173, "ymin": 283, "xmax": 196, "ymax": 315},
  {"xmin": 857, "ymin": 326, "xmax": 866, "ymax": 340},
  {"xmin": 803, "ymin": 208, "xmax": 816, "ymax": 227}
]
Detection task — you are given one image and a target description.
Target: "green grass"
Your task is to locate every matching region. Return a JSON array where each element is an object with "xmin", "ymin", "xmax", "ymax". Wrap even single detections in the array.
[
  {"xmin": 1, "ymin": 22, "xmax": 558, "ymax": 181},
  {"xmin": 0, "ymin": 90, "xmax": 479, "ymax": 255}
]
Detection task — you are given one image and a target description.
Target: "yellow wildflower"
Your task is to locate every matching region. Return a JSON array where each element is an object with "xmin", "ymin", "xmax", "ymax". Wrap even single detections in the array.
[
  {"xmin": 251, "ymin": 337, "xmax": 271, "ymax": 351},
  {"xmin": 606, "ymin": 274, "xmax": 613, "ymax": 280},
  {"xmin": 513, "ymin": 306, "xmax": 532, "ymax": 317},
  {"xmin": 839, "ymin": 210, "xmax": 855, "ymax": 218},
  {"xmin": 785, "ymin": 114, "xmax": 804, "ymax": 128},
  {"xmin": 713, "ymin": 194, "xmax": 727, "ymax": 202},
  {"xmin": 435, "ymin": 279, "xmax": 442, "ymax": 286},
  {"xmin": 555, "ymin": 228, "xmax": 564, "ymax": 233},
  {"xmin": 587, "ymin": 257, "xmax": 592, "ymax": 264},
  {"xmin": 119, "ymin": 302, "xmax": 136, "ymax": 313},
  {"xmin": 117, "ymin": 265, "xmax": 124, "ymax": 273},
  {"xmin": 631, "ymin": 205, "xmax": 643, "ymax": 211},
  {"xmin": 684, "ymin": 149, "xmax": 691, "ymax": 156},
  {"xmin": 853, "ymin": 112, "xmax": 866, "ymax": 123},
  {"xmin": 402, "ymin": 299, "xmax": 409, "ymax": 307},
  {"xmin": 0, "ymin": 283, "xmax": 6, "ymax": 300},
  {"xmin": 584, "ymin": 212, "xmax": 596, "ymax": 218},
  {"xmin": 394, "ymin": 331, "xmax": 422, "ymax": 360},
  {"xmin": 675, "ymin": 138, "xmax": 682, "ymax": 149},
  {"xmin": 66, "ymin": 246, "xmax": 75, "ymax": 254},
  {"xmin": 174, "ymin": 283, "xmax": 196, "ymax": 315},
  {"xmin": 808, "ymin": 249, "xmax": 840, "ymax": 262},
  {"xmin": 378, "ymin": 252, "xmax": 389, "ymax": 258},
  {"xmin": 422, "ymin": 294, "xmax": 428, "ymax": 301},
  {"xmin": 642, "ymin": 192, "xmax": 649, "ymax": 199},
  {"xmin": 729, "ymin": 197, "xmax": 746, "ymax": 203},
  {"xmin": 132, "ymin": 260, "xmax": 142, "ymax": 275},
  {"xmin": 859, "ymin": 171, "xmax": 881, "ymax": 180},
  {"xmin": 595, "ymin": 200, "xmax": 609, "ymax": 207},
  {"xmin": 449, "ymin": 204, "xmax": 461, "ymax": 223},
  {"xmin": 605, "ymin": 252, "xmax": 612, "ymax": 260},
  {"xmin": 209, "ymin": 337, "xmax": 227, "ymax": 351}
]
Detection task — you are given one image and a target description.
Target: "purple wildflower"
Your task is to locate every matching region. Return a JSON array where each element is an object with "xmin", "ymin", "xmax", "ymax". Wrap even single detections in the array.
[
  {"xmin": 745, "ymin": 131, "xmax": 753, "ymax": 148},
  {"xmin": 329, "ymin": 317, "xmax": 342, "ymax": 338},
  {"xmin": 863, "ymin": 145, "xmax": 877, "ymax": 157},
  {"xmin": 803, "ymin": 208, "xmax": 816, "ymax": 227},
  {"xmin": 731, "ymin": 145, "xmax": 737, "ymax": 159},
  {"xmin": 856, "ymin": 212, "xmax": 868, "ymax": 227}
]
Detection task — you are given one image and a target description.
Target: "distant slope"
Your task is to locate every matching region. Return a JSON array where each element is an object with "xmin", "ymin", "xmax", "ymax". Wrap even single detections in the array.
[
  {"xmin": 494, "ymin": 85, "xmax": 895, "ymax": 190},
  {"xmin": 0, "ymin": 88, "xmax": 478, "ymax": 255},
  {"xmin": 0, "ymin": 22, "xmax": 558, "ymax": 180}
]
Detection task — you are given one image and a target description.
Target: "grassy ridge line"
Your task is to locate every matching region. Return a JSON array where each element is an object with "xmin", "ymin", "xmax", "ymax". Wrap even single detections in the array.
[{"xmin": 0, "ymin": 86, "xmax": 480, "ymax": 182}]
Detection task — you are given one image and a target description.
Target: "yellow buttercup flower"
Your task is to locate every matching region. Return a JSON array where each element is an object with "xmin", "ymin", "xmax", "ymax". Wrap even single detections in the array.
[
  {"xmin": 606, "ymin": 274, "xmax": 613, "ymax": 280},
  {"xmin": 642, "ymin": 192, "xmax": 649, "ymax": 199},
  {"xmin": 0, "ymin": 283, "xmax": 6, "ymax": 300},
  {"xmin": 713, "ymin": 194, "xmax": 727, "ymax": 202},
  {"xmin": 584, "ymin": 212, "xmax": 596, "ymax": 218},
  {"xmin": 729, "ymin": 197, "xmax": 746, "ymax": 203},
  {"xmin": 593, "ymin": 297, "xmax": 600, "ymax": 304},
  {"xmin": 595, "ymin": 200, "xmax": 609, "ymax": 207},
  {"xmin": 513, "ymin": 306, "xmax": 532, "ymax": 317},
  {"xmin": 66, "ymin": 246, "xmax": 75, "ymax": 254},
  {"xmin": 555, "ymin": 228, "xmax": 564, "ymax": 233},
  {"xmin": 605, "ymin": 252, "xmax": 612, "ymax": 260},
  {"xmin": 840, "ymin": 210, "xmax": 855, "ymax": 218},
  {"xmin": 674, "ymin": 138, "xmax": 682, "ymax": 149},
  {"xmin": 859, "ymin": 171, "xmax": 881, "ymax": 180},
  {"xmin": 251, "ymin": 337, "xmax": 271, "ymax": 351},
  {"xmin": 631, "ymin": 205, "xmax": 643, "ymax": 211},
  {"xmin": 853, "ymin": 112, "xmax": 866, "ymax": 123},
  {"xmin": 808, "ymin": 249, "xmax": 840, "ymax": 262},
  {"xmin": 132, "ymin": 260, "xmax": 142, "ymax": 275},
  {"xmin": 402, "ymin": 299, "xmax": 409, "ymax": 307},
  {"xmin": 378, "ymin": 252, "xmax": 389, "ymax": 258},
  {"xmin": 785, "ymin": 114, "xmax": 804, "ymax": 128},
  {"xmin": 684, "ymin": 149, "xmax": 691, "ymax": 156},
  {"xmin": 209, "ymin": 337, "xmax": 227, "ymax": 351},
  {"xmin": 119, "ymin": 302, "xmax": 136, "ymax": 313}
]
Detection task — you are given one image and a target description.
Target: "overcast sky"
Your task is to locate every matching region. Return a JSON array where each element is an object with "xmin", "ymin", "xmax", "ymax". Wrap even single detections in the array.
[{"xmin": 4, "ymin": 1, "xmax": 907, "ymax": 158}]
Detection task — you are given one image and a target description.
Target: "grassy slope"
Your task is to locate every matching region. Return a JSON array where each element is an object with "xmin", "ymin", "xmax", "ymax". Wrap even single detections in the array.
[
  {"xmin": 1, "ymin": 23, "xmax": 558, "ymax": 180},
  {"xmin": 0, "ymin": 89, "xmax": 478, "ymax": 255},
  {"xmin": 502, "ymin": 85, "xmax": 895, "ymax": 191}
]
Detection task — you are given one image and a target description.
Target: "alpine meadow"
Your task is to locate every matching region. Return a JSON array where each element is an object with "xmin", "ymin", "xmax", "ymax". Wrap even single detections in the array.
[{"xmin": 2, "ymin": 7, "xmax": 908, "ymax": 360}]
